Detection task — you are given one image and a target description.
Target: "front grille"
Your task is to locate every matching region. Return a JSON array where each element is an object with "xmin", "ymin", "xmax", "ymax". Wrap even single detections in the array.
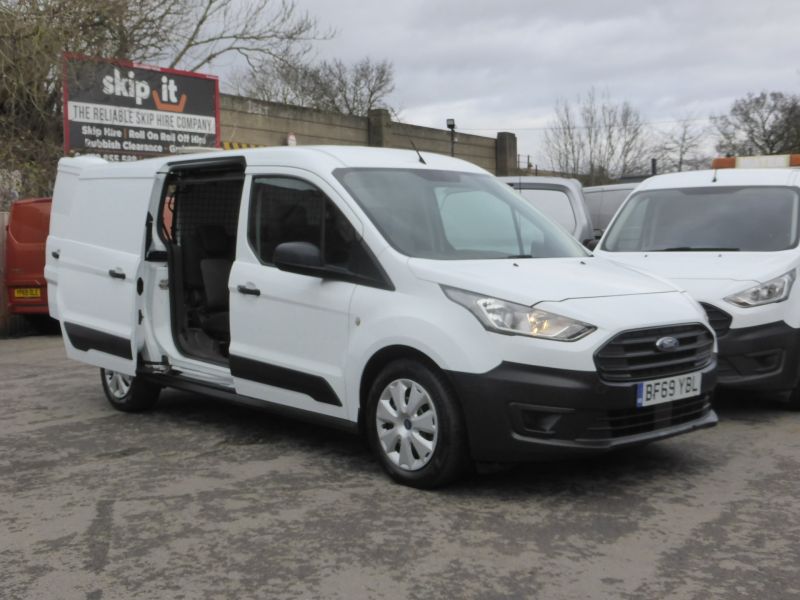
[
  {"xmin": 700, "ymin": 303, "xmax": 732, "ymax": 337},
  {"xmin": 584, "ymin": 397, "xmax": 712, "ymax": 439},
  {"xmin": 595, "ymin": 323, "xmax": 714, "ymax": 382}
]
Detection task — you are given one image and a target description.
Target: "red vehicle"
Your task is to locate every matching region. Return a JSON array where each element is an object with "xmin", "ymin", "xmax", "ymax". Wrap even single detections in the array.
[{"xmin": 4, "ymin": 197, "xmax": 52, "ymax": 314}]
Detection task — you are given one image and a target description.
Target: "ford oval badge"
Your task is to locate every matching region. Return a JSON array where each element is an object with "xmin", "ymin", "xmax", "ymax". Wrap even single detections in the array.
[{"xmin": 655, "ymin": 336, "xmax": 680, "ymax": 352}]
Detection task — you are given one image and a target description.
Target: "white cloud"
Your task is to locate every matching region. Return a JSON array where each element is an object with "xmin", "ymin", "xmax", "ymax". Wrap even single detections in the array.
[{"xmin": 231, "ymin": 0, "xmax": 800, "ymax": 161}]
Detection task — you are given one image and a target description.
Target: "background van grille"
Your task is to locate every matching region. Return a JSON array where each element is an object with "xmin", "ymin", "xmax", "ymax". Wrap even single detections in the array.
[{"xmin": 700, "ymin": 303, "xmax": 732, "ymax": 337}]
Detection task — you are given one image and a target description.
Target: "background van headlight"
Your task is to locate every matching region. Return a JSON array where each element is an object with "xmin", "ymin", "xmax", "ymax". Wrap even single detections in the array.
[
  {"xmin": 724, "ymin": 271, "xmax": 795, "ymax": 307},
  {"xmin": 443, "ymin": 286, "xmax": 595, "ymax": 341}
]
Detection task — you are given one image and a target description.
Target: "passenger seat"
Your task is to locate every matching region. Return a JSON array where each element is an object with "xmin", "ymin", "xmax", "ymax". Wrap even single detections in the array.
[{"xmin": 196, "ymin": 225, "xmax": 233, "ymax": 341}]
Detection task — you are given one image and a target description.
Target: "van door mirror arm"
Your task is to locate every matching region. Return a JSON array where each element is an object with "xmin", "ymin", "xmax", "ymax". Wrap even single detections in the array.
[{"xmin": 272, "ymin": 241, "xmax": 386, "ymax": 287}]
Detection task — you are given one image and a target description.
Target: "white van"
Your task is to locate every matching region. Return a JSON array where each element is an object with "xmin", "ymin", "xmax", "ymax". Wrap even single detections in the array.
[
  {"xmin": 46, "ymin": 147, "xmax": 718, "ymax": 488},
  {"xmin": 498, "ymin": 176, "xmax": 594, "ymax": 243},
  {"xmin": 583, "ymin": 183, "xmax": 638, "ymax": 239},
  {"xmin": 596, "ymin": 166, "xmax": 800, "ymax": 407}
]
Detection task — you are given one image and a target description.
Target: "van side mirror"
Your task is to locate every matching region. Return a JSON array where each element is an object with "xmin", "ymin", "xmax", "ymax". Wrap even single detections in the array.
[
  {"xmin": 273, "ymin": 241, "xmax": 324, "ymax": 276},
  {"xmin": 583, "ymin": 238, "xmax": 598, "ymax": 250}
]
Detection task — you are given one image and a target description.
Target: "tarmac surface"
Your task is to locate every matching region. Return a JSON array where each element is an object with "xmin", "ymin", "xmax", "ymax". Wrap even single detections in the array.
[{"xmin": 2, "ymin": 335, "xmax": 800, "ymax": 600}]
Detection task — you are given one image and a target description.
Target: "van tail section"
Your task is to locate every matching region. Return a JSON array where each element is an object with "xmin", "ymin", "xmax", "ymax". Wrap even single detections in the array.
[{"xmin": 5, "ymin": 198, "xmax": 52, "ymax": 315}]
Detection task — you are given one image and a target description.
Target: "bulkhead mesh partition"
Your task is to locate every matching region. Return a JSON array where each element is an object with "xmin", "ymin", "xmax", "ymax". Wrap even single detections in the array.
[{"xmin": 173, "ymin": 178, "xmax": 243, "ymax": 245}]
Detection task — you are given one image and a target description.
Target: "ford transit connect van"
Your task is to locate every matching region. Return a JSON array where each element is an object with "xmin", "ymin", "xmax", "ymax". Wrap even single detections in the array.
[
  {"xmin": 596, "ymin": 166, "xmax": 800, "ymax": 407},
  {"xmin": 46, "ymin": 147, "xmax": 717, "ymax": 487}
]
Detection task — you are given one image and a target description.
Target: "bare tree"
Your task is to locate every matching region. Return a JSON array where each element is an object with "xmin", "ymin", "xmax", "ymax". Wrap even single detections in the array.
[
  {"xmin": 711, "ymin": 91, "xmax": 800, "ymax": 156},
  {"xmin": 543, "ymin": 88, "xmax": 648, "ymax": 184},
  {"xmin": 244, "ymin": 57, "xmax": 395, "ymax": 117},
  {"xmin": 0, "ymin": 0, "xmax": 327, "ymax": 195},
  {"xmin": 544, "ymin": 98, "xmax": 583, "ymax": 177},
  {"xmin": 653, "ymin": 115, "xmax": 709, "ymax": 172}
]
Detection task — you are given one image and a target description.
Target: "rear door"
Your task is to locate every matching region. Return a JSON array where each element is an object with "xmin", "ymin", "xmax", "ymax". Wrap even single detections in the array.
[{"xmin": 47, "ymin": 159, "xmax": 158, "ymax": 375}]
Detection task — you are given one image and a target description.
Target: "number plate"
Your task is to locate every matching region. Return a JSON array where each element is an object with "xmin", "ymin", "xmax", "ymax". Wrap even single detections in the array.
[
  {"xmin": 636, "ymin": 372, "xmax": 702, "ymax": 407},
  {"xmin": 13, "ymin": 287, "xmax": 41, "ymax": 299}
]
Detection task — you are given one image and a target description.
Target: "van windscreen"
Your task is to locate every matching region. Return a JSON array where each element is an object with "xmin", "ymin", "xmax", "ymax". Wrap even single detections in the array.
[
  {"xmin": 333, "ymin": 168, "xmax": 586, "ymax": 260},
  {"xmin": 602, "ymin": 186, "xmax": 800, "ymax": 252}
]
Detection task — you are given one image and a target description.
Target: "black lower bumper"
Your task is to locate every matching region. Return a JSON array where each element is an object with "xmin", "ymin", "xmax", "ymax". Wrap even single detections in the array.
[
  {"xmin": 716, "ymin": 321, "xmax": 800, "ymax": 391},
  {"xmin": 446, "ymin": 361, "xmax": 717, "ymax": 463}
]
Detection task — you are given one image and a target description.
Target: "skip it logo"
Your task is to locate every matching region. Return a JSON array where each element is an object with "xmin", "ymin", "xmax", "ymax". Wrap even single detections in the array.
[{"xmin": 101, "ymin": 68, "xmax": 187, "ymax": 112}]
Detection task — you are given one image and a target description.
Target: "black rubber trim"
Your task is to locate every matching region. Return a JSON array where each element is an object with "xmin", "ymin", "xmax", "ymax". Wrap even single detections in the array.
[
  {"xmin": 139, "ymin": 372, "xmax": 357, "ymax": 433},
  {"xmin": 145, "ymin": 250, "xmax": 168, "ymax": 262},
  {"xmin": 64, "ymin": 322, "xmax": 132, "ymax": 360},
  {"xmin": 229, "ymin": 355, "xmax": 342, "ymax": 406},
  {"xmin": 165, "ymin": 155, "xmax": 247, "ymax": 174}
]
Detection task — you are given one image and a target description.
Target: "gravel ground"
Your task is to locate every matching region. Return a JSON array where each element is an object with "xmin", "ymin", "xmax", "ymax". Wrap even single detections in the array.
[{"xmin": 2, "ymin": 335, "xmax": 800, "ymax": 600}]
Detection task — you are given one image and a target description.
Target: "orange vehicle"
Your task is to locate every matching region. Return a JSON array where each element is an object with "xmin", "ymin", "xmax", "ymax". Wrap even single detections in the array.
[{"xmin": 4, "ymin": 197, "xmax": 52, "ymax": 314}]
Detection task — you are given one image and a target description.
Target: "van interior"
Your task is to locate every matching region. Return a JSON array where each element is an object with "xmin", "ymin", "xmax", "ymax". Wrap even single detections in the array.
[{"xmin": 158, "ymin": 160, "xmax": 245, "ymax": 364}]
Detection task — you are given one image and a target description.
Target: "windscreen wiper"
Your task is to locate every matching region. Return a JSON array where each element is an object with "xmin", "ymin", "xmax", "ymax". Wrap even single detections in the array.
[
  {"xmin": 505, "ymin": 254, "xmax": 533, "ymax": 258},
  {"xmin": 653, "ymin": 246, "xmax": 741, "ymax": 252}
]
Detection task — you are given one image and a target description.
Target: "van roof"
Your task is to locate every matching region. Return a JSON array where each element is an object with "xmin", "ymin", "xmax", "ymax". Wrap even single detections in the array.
[
  {"xmin": 634, "ymin": 168, "xmax": 798, "ymax": 192},
  {"xmin": 583, "ymin": 183, "xmax": 638, "ymax": 193},
  {"xmin": 59, "ymin": 146, "xmax": 488, "ymax": 179},
  {"xmin": 497, "ymin": 175, "xmax": 582, "ymax": 187}
]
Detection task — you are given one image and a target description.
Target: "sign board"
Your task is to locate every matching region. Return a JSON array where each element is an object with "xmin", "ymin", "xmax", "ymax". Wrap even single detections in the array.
[{"xmin": 63, "ymin": 55, "xmax": 220, "ymax": 161}]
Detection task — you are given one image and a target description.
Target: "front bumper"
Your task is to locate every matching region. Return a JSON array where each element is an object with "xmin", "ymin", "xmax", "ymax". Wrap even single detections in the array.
[
  {"xmin": 716, "ymin": 320, "xmax": 800, "ymax": 391},
  {"xmin": 446, "ymin": 360, "xmax": 717, "ymax": 462}
]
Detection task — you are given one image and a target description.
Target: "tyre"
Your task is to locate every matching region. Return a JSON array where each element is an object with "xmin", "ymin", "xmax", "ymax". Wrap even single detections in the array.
[
  {"xmin": 100, "ymin": 368, "xmax": 161, "ymax": 412},
  {"xmin": 366, "ymin": 359, "xmax": 470, "ymax": 489}
]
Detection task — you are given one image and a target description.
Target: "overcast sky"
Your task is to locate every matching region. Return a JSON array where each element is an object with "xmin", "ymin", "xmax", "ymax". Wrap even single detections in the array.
[{"xmin": 242, "ymin": 1, "xmax": 800, "ymax": 166}]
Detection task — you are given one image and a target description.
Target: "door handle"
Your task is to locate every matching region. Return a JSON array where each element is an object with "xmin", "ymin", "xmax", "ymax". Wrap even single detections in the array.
[
  {"xmin": 237, "ymin": 284, "xmax": 261, "ymax": 296},
  {"xmin": 108, "ymin": 268, "xmax": 126, "ymax": 280},
  {"xmin": 51, "ymin": 250, "xmax": 60, "ymax": 259}
]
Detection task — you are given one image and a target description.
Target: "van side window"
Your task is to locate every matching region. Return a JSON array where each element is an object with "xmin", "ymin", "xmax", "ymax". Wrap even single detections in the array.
[{"xmin": 248, "ymin": 177, "xmax": 385, "ymax": 284}]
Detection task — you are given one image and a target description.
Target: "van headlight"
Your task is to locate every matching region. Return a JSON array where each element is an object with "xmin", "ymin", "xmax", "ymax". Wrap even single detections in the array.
[
  {"xmin": 724, "ymin": 271, "xmax": 795, "ymax": 307},
  {"xmin": 442, "ymin": 286, "xmax": 595, "ymax": 341}
]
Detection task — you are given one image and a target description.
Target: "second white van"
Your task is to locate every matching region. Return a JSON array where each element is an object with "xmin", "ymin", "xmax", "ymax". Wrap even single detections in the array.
[{"xmin": 597, "ymin": 165, "xmax": 800, "ymax": 407}]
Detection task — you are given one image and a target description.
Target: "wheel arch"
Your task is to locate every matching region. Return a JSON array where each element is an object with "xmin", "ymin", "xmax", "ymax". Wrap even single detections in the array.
[{"xmin": 357, "ymin": 345, "xmax": 448, "ymax": 434}]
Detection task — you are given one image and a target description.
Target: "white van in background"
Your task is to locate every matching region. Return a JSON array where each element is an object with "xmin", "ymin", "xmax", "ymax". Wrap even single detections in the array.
[
  {"xmin": 596, "ymin": 160, "xmax": 800, "ymax": 407},
  {"xmin": 499, "ymin": 176, "xmax": 594, "ymax": 243},
  {"xmin": 583, "ymin": 183, "xmax": 638, "ymax": 239},
  {"xmin": 46, "ymin": 147, "xmax": 718, "ymax": 488}
]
